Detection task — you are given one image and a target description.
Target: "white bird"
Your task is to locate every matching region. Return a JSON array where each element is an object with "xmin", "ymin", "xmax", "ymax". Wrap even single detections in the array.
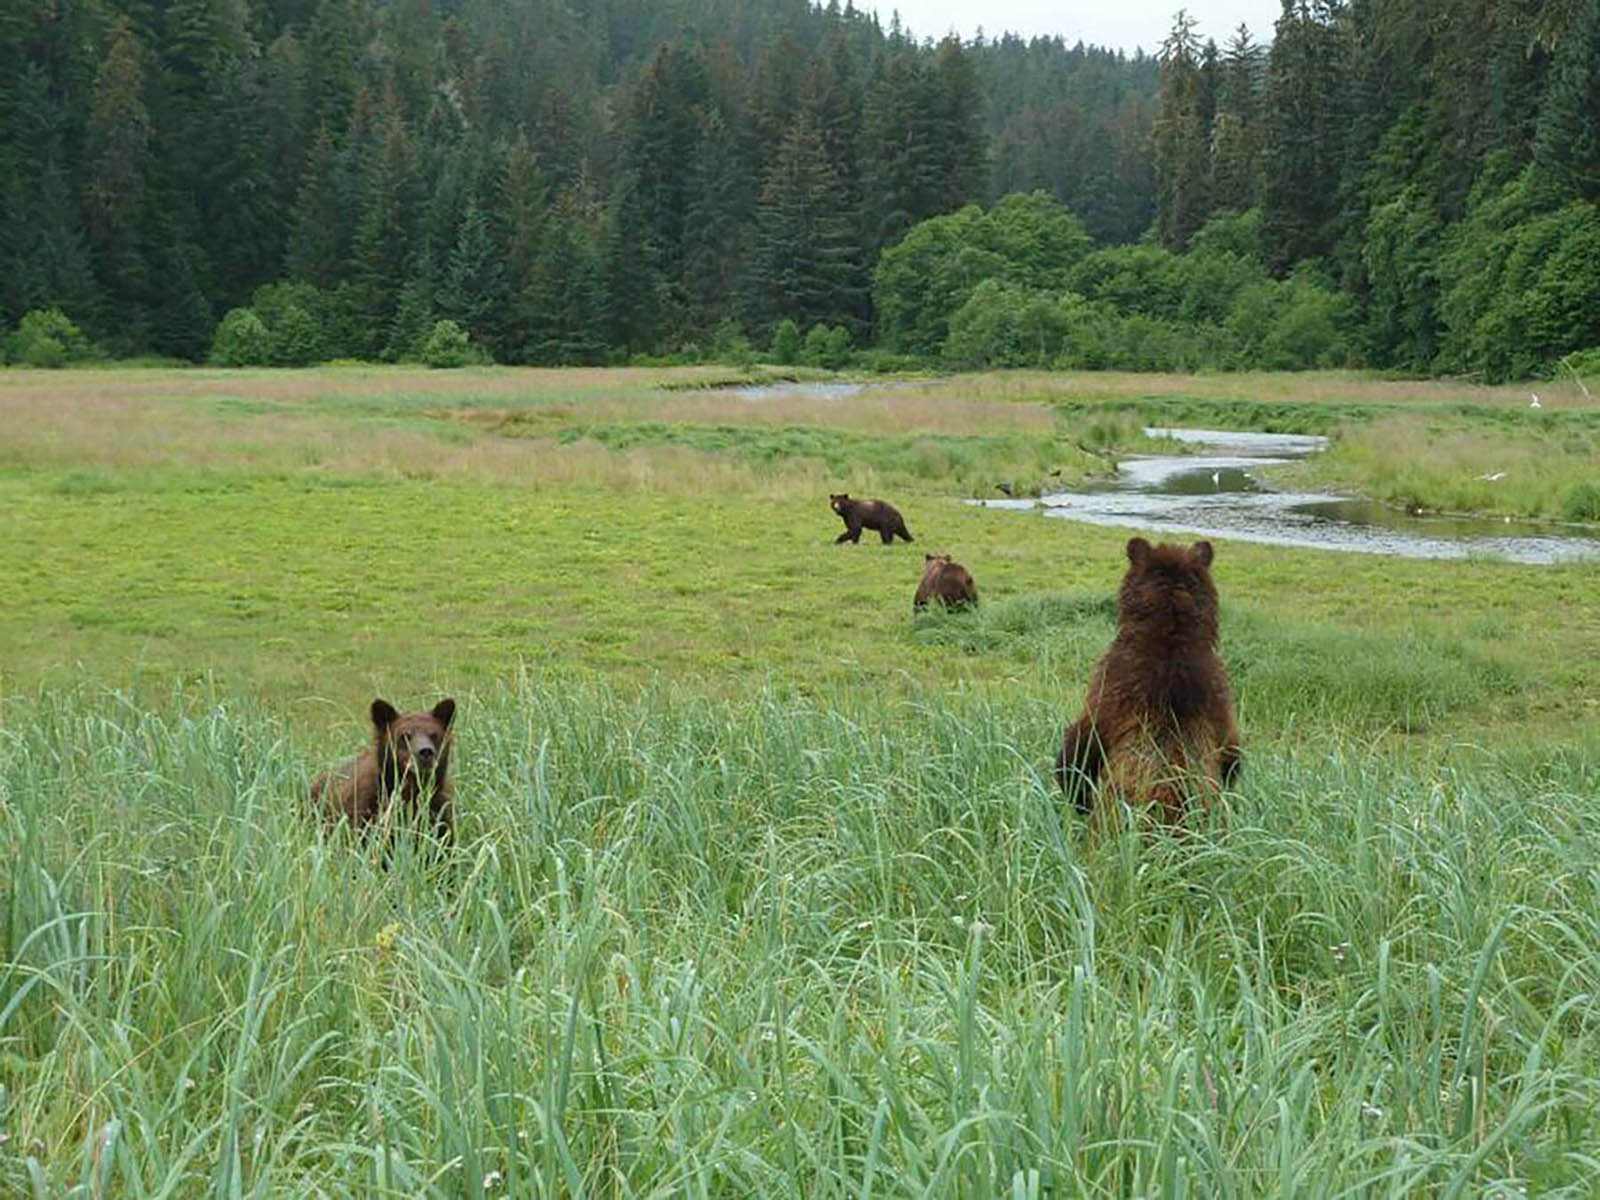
[
  {"xmin": 1530, "ymin": 393, "xmax": 1542, "ymax": 408},
  {"xmin": 1211, "ymin": 470, "xmax": 1221, "ymax": 488},
  {"xmin": 1479, "ymin": 471, "xmax": 1506, "ymax": 482}
]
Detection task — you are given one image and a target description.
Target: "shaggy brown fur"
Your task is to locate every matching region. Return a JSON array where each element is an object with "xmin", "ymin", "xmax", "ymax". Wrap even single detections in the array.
[
  {"xmin": 830, "ymin": 493, "xmax": 914, "ymax": 544},
  {"xmin": 913, "ymin": 554, "xmax": 978, "ymax": 612},
  {"xmin": 311, "ymin": 698, "xmax": 457, "ymax": 845},
  {"xmin": 1054, "ymin": 538, "xmax": 1240, "ymax": 829}
]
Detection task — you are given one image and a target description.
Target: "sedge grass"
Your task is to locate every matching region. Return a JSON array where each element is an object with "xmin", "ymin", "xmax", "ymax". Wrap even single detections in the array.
[{"xmin": 3, "ymin": 682, "xmax": 1597, "ymax": 1196}]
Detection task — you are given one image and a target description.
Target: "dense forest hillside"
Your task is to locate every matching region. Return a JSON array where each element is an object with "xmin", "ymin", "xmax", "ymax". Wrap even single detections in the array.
[{"xmin": 1, "ymin": 0, "xmax": 1597, "ymax": 377}]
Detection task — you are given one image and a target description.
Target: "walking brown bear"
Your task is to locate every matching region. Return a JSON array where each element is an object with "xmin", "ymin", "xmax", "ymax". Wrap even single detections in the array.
[
  {"xmin": 1055, "ymin": 538, "xmax": 1240, "ymax": 829},
  {"xmin": 311, "ymin": 697, "xmax": 458, "ymax": 846},
  {"xmin": 914, "ymin": 554, "xmax": 978, "ymax": 612},
  {"xmin": 830, "ymin": 493, "xmax": 914, "ymax": 544}
]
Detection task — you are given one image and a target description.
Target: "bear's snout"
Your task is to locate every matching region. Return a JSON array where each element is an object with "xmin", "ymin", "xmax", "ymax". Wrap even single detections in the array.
[{"xmin": 414, "ymin": 743, "xmax": 437, "ymax": 768}]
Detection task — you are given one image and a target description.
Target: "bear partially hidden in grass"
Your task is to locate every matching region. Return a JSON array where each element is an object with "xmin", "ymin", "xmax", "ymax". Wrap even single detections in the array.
[
  {"xmin": 312, "ymin": 698, "xmax": 457, "ymax": 845},
  {"xmin": 830, "ymin": 493, "xmax": 914, "ymax": 544},
  {"xmin": 914, "ymin": 554, "xmax": 978, "ymax": 612},
  {"xmin": 1055, "ymin": 538, "xmax": 1240, "ymax": 829}
]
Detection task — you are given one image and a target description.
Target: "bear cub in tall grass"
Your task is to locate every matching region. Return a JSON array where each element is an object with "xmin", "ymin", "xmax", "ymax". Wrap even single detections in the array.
[
  {"xmin": 1055, "ymin": 538, "xmax": 1240, "ymax": 829},
  {"xmin": 914, "ymin": 554, "xmax": 978, "ymax": 612},
  {"xmin": 830, "ymin": 493, "xmax": 914, "ymax": 544},
  {"xmin": 312, "ymin": 698, "xmax": 457, "ymax": 845}
]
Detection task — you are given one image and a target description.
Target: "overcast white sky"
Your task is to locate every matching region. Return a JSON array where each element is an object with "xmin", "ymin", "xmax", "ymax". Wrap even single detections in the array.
[{"xmin": 868, "ymin": 1, "xmax": 1283, "ymax": 55}]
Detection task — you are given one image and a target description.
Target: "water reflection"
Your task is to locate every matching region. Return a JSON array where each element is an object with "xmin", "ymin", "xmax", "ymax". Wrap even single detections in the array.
[{"xmin": 979, "ymin": 427, "xmax": 1600, "ymax": 564}]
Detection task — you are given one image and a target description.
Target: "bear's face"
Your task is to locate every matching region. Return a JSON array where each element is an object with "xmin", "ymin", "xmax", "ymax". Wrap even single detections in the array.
[
  {"xmin": 1118, "ymin": 537, "xmax": 1218, "ymax": 635},
  {"xmin": 371, "ymin": 698, "xmax": 456, "ymax": 783},
  {"xmin": 922, "ymin": 553, "xmax": 952, "ymax": 575},
  {"xmin": 830, "ymin": 492, "xmax": 851, "ymax": 515}
]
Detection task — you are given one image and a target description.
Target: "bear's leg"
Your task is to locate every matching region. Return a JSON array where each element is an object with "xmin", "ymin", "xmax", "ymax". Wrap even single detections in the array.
[
  {"xmin": 1220, "ymin": 738, "xmax": 1243, "ymax": 787},
  {"xmin": 1055, "ymin": 718, "xmax": 1105, "ymax": 815},
  {"xmin": 880, "ymin": 525, "xmax": 894, "ymax": 544},
  {"xmin": 835, "ymin": 528, "xmax": 854, "ymax": 544}
]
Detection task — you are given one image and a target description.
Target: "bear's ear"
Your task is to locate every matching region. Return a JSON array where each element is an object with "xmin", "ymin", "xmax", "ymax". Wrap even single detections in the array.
[
  {"xmin": 1126, "ymin": 537, "xmax": 1152, "ymax": 565},
  {"xmin": 925, "ymin": 553, "xmax": 935, "ymax": 562},
  {"xmin": 371, "ymin": 699, "xmax": 399, "ymax": 730},
  {"xmin": 431, "ymin": 698, "xmax": 456, "ymax": 729},
  {"xmin": 1190, "ymin": 540, "xmax": 1214, "ymax": 567}
]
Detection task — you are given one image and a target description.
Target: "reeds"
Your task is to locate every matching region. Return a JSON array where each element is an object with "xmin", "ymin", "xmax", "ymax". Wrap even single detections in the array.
[{"xmin": 4, "ymin": 681, "xmax": 1597, "ymax": 1195}]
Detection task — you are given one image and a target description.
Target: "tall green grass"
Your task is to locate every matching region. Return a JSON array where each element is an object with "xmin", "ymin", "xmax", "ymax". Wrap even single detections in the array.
[{"xmin": 4, "ymin": 683, "xmax": 1596, "ymax": 1196}]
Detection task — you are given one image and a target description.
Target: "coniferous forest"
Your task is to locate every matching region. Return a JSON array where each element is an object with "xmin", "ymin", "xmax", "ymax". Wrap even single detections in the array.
[{"xmin": 2, "ymin": 0, "xmax": 1597, "ymax": 379}]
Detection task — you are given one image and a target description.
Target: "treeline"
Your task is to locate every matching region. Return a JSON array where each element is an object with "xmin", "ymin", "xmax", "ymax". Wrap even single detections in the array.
[
  {"xmin": 1145, "ymin": 2, "xmax": 1600, "ymax": 380},
  {"xmin": 0, "ymin": 0, "xmax": 1156, "ymax": 365},
  {"xmin": 4, "ymin": 0, "xmax": 1596, "ymax": 379}
]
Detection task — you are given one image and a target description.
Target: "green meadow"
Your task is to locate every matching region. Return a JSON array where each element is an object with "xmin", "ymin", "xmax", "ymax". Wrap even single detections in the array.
[{"xmin": 3, "ymin": 366, "xmax": 1598, "ymax": 1196}]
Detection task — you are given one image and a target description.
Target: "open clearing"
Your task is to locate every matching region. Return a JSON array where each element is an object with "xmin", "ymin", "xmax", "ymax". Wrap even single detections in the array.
[{"xmin": 2, "ymin": 366, "xmax": 1597, "ymax": 1196}]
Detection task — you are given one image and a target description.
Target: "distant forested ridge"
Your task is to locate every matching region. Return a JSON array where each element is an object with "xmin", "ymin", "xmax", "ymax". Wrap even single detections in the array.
[{"xmin": 1, "ymin": 0, "xmax": 1596, "ymax": 378}]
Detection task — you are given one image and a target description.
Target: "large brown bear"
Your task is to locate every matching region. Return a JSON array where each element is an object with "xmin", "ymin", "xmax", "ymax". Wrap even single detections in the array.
[
  {"xmin": 914, "ymin": 554, "xmax": 978, "ymax": 612},
  {"xmin": 831, "ymin": 493, "xmax": 914, "ymax": 544},
  {"xmin": 311, "ymin": 698, "xmax": 457, "ymax": 845},
  {"xmin": 1055, "ymin": 538, "xmax": 1240, "ymax": 828}
]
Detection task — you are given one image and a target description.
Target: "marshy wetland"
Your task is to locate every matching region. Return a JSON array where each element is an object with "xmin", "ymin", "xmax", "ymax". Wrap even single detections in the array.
[{"xmin": 2, "ymin": 364, "xmax": 1598, "ymax": 1196}]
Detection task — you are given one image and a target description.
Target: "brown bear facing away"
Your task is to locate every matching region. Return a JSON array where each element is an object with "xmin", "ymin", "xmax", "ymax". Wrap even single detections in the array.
[
  {"xmin": 1055, "ymin": 538, "xmax": 1240, "ymax": 829},
  {"xmin": 914, "ymin": 554, "xmax": 978, "ymax": 612},
  {"xmin": 311, "ymin": 698, "xmax": 457, "ymax": 845},
  {"xmin": 831, "ymin": 493, "xmax": 914, "ymax": 544}
]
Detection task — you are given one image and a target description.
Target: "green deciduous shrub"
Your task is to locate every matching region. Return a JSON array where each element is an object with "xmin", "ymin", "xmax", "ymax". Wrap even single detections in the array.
[
  {"xmin": 209, "ymin": 308, "xmax": 272, "ymax": 366},
  {"xmin": 11, "ymin": 308, "xmax": 95, "ymax": 367},
  {"xmin": 770, "ymin": 319, "xmax": 800, "ymax": 364},
  {"xmin": 799, "ymin": 323, "xmax": 851, "ymax": 369},
  {"xmin": 420, "ymin": 319, "xmax": 477, "ymax": 368}
]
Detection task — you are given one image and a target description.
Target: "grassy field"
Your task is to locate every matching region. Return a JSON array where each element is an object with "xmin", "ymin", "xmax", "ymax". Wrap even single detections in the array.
[{"xmin": 3, "ymin": 365, "xmax": 1598, "ymax": 1196}]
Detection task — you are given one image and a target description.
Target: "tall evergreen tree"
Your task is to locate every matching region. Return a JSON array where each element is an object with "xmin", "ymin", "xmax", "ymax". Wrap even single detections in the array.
[
  {"xmin": 743, "ymin": 108, "xmax": 863, "ymax": 335},
  {"xmin": 438, "ymin": 197, "xmax": 510, "ymax": 353},
  {"xmin": 1530, "ymin": 0, "xmax": 1600, "ymax": 205},
  {"xmin": 933, "ymin": 37, "xmax": 987, "ymax": 213},
  {"xmin": 1260, "ymin": 0, "xmax": 1349, "ymax": 271},
  {"xmin": 523, "ymin": 204, "xmax": 609, "ymax": 365},
  {"xmin": 1209, "ymin": 24, "xmax": 1264, "ymax": 212},
  {"xmin": 285, "ymin": 125, "xmax": 346, "ymax": 285},
  {"xmin": 349, "ymin": 101, "xmax": 417, "ymax": 357},
  {"xmin": 1, "ymin": 65, "xmax": 101, "ymax": 330},
  {"xmin": 83, "ymin": 16, "xmax": 153, "ymax": 336},
  {"xmin": 1152, "ymin": 10, "xmax": 1212, "ymax": 250},
  {"xmin": 859, "ymin": 47, "xmax": 941, "ymax": 250}
]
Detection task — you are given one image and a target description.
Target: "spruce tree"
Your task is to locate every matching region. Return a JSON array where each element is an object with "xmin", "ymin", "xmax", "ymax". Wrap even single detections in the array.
[
  {"xmin": 1209, "ymin": 24, "xmax": 1264, "ymax": 213},
  {"xmin": 859, "ymin": 47, "xmax": 940, "ymax": 250},
  {"xmin": 349, "ymin": 104, "xmax": 417, "ymax": 358},
  {"xmin": 743, "ymin": 109, "xmax": 862, "ymax": 335},
  {"xmin": 83, "ymin": 16, "xmax": 153, "ymax": 337},
  {"xmin": 438, "ymin": 198, "xmax": 510, "ymax": 355},
  {"xmin": 1152, "ymin": 10, "xmax": 1212, "ymax": 250},
  {"xmin": 1260, "ymin": 0, "xmax": 1349, "ymax": 271},
  {"xmin": 286, "ymin": 125, "xmax": 345, "ymax": 285},
  {"xmin": 0, "ymin": 65, "xmax": 102, "ymax": 332}
]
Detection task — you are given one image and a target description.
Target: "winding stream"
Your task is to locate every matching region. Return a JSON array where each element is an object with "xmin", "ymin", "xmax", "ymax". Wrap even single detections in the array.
[{"xmin": 980, "ymin": 427, "xmax": 1600, "ymax": 565}]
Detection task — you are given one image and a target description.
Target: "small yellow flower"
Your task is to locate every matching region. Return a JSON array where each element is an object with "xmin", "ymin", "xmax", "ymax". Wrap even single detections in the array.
[{"xmin": 375, "ymin": 921, "xmax": 402, "ymax": 955}]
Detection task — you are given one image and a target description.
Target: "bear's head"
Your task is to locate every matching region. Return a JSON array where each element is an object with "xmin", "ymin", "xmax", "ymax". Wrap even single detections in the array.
[
  {"xmin": 830, "ymin": 492, "xmax": 851, "ymax": 515},
  {"xmin": 922, "ymin": 553, "xmax": 953, "ymax": 574},
  {"xmin": 371, "ymin": 698, "xmax": 456, "ymax": 791},
  {"xmin": 1118, "ymin": 537, "xmax": 1218, "ymax": 640}
]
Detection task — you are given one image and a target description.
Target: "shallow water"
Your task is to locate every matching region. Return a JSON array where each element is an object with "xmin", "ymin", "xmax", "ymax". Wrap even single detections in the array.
[
  {"xmin": 730, "ymin": 380, "xmax": 871, "ymax": 401},
  {"xmin": 978, "ymin": 427, "xmax": 1600, "ymax": 565}
]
